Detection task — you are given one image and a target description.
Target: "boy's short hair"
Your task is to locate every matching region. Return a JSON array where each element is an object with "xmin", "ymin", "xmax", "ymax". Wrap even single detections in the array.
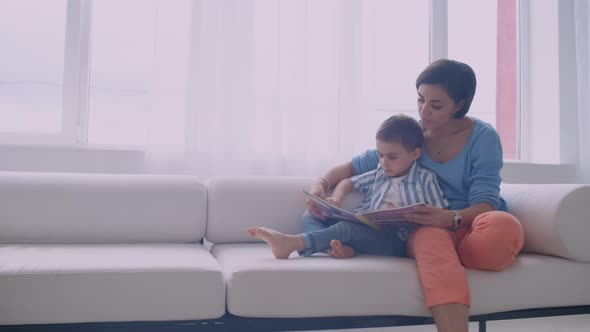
[{"xmin": 376, "ymin": 114, "xmax": 424, "ymax": 151}]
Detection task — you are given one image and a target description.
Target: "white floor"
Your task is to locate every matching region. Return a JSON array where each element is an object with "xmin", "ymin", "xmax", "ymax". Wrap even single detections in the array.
[{"xmin": 304, "ymin": 314, "xmax": 590, "ymax": 332}]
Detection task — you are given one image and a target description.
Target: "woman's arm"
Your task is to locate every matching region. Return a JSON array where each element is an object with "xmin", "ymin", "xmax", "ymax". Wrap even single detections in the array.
[
  {"xmin": 451, "ymin": 125, "xmax": 504, "ymax": 228},
  {"xmin": 403, "ymin": 202, "xmax": 494, "ymax": 229},
  {"xmin": 406, "ymin": 126, "xmax": 502, "ymax": 229},
  {"xmin": 454, "ymin": 202, "xmax": 493, "ymax": 228},
  {"xmin": 466, "ymin": 127, "xmax": 503, "ymax": 210}
]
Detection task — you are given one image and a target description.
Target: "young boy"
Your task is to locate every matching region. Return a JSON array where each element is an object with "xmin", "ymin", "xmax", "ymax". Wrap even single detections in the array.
[{"xmin": 248, "ymin": 114, "xmax": 449, "ymax": 259}]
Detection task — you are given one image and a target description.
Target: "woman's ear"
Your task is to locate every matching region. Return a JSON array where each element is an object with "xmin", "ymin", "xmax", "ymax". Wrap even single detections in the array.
[{"xmin": 455, "ymin": 100, "xmax": 465, "ymax": 114}]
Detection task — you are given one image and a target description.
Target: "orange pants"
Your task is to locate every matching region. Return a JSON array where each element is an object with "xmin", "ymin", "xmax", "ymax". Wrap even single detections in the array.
[{"xmin": 407, "ymin": 211, "xmax": 525, "ymax": 308}]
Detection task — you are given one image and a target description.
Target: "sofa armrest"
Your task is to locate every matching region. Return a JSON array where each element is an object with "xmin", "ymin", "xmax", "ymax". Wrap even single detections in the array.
[{"xmin": 501, "ymin": 183, "xmax": 590, "ymax": 262}]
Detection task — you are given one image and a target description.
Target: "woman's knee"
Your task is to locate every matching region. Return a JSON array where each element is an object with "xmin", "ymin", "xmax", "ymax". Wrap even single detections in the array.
[
  {"xmin": 412, "ymin": 226, "xmax": 454, "ymax": 243},
  {"xmin": 459, "ymin": 211, "xmax": 524, "ymax": 271},
  {"xmin": 408, "ymin": 226, "xmax": 455, "ymax": 258}
]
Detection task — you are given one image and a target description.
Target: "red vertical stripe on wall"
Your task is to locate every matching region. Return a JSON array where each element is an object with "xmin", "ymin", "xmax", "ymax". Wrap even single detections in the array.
[{"xmin": 496, "ymin": 0, "xmax": 517, "ymax": 159}]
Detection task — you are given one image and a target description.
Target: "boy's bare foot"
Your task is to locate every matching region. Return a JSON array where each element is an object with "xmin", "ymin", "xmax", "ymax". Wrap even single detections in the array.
[
  {"xmin": 247, "ymin": 227, "xmax": 304, "ymax": 259},
  {"xmin": 328, "ymin": 240, "xmax": 356, "ymax": 259}
]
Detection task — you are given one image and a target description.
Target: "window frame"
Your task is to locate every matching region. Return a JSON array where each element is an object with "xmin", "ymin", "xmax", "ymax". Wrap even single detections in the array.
[
  {"xmin": 0, "ymin": 0, "xmax": 579, "ymax": 170},
  {"xmin": 518, "ymin": 0, "xmax": 580, "ymax": 165},
  {"xmin": 62, "ymin": 0, "xmax": 92, "ymax": 146},
  {"xmin": 431, "ymin": 0, "xmax": 520, "ymax": 160},
  {"xmin": 0, "ymin": 0, "xmax": 91, "ymax": 147},
  {"xmin": 429, "ymin": 0, "xmax": 448, "ymax": 61}
]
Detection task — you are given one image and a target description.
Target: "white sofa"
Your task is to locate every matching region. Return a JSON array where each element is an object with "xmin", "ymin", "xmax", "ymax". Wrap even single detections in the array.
[
  {"xmin": 1, "ymin": 172, "xmax": 589, "ymax": 331},
  {"xmin": 0, "ymin": 172, "xmax": 224, "ymax": 326}
]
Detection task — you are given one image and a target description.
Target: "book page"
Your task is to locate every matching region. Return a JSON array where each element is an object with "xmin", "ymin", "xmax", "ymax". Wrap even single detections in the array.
[
  {"xmin": 359, "ymin": 203, "xmax": 425, "ymax": 226},
  {"xmin": 302, "ymin": 190, "xmax": 359, "ymax": 223}
]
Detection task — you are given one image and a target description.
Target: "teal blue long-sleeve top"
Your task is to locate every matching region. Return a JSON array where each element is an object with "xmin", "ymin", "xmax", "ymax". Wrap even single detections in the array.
[{"xmin": 352, "ymin": 119, "xmax": 506, "ymax": 211}]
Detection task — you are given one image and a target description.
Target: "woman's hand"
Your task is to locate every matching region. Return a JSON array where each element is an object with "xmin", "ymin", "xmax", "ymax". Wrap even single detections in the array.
[
  {"xmin": 306, "ymin": 183, "xmax": 328, "ymax": 220},
  {"xmin": 403, "ymin": 205, "xmax": 455, "ymax": 229}
]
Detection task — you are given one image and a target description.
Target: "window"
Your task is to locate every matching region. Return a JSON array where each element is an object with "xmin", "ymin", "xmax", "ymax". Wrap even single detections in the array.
[
  {"xmin": 88, "ymin": 0, "xmax": 190, "ymax": 147},
  {"xmin": 359, "ymin": 0, "xmax": 430, "ymax": 151},
  {"xmin": 88, "ymin": 0, "xmax": 157, "ymax": 146},
  {"xmin": 0, "ymin": 0, "xmax": 189, "ymax": 148},
  {"xmin": 0, "ymin": 0, "xmax": 564, "ymax": 165},
  {"xmin": 448, "ymin": 0, "xmax": 518, "ymax": 159},
  {"xmin": 448, "ymin": 0, "xmax": 500, "ymax": 128},
  {"xmin": 0, "ymin": 0, "xmax": 67, "ymax": 139},
  {"xmin": 519, "ymin": 0, "xmax": 561, "ymax": 164},
  {"xmin": 366, "ymin": 0, "xmax": 520, "ymax": 160},
  {"xmin": 367, "ymin": 0, "xmax": 430, "ymax": 114}
]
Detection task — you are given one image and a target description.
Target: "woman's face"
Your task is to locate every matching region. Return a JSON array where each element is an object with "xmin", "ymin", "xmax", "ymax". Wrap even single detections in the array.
[{"xmin": 417, "ymin": 84, "xmax": 464, "ymax": 130}]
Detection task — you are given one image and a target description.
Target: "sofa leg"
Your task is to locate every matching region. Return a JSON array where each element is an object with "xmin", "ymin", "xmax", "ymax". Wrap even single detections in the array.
[{"xmin": 479, "ymin": 320, "xmax": 486, "ymax": 332}]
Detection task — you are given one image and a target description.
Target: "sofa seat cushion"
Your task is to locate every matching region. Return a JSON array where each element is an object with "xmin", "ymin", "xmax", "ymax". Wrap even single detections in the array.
[
  {"xmin": 212, "ymin": 243, "xmax": 430, "ymax": 318},
  {"xmin": 0, "ymin": 244, "xmax": 225, "ymax": 325},
  {"xmin": 212, "ymin": 243, "xmax": 590, "ymax": 318}
]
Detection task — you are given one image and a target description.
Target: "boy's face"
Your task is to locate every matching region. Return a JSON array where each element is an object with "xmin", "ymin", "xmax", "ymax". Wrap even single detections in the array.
[{"xmin": 376, "ymin": 139, "xmax": 421, "ymax": 177}]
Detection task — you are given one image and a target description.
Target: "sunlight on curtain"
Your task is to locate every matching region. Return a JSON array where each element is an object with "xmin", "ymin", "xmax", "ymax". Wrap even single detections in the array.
[
  {"xmin": 448, "ymin": 0, "xmax": 498, "ymax": 127},
  {"xmin": 142, "ymin": 0, "xmax": 428, "ymax": 178},
  {"xmin": 88, "ymin": 0, "xmax": 191, "ymax": 173}
]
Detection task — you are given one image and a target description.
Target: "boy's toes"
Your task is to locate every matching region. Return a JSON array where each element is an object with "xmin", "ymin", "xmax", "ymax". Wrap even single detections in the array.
[
  {"xmin": 330, "ymin": 240, "xmax": 343, "ymax": 249},
  {"xmin": 328, "ymin": 240, "xmax": 356, "ymax": 259},
  {"xmin": 328, "ymin": 240, "xmax": 343, "ymax": 258},
  {"xmin": 328, "ymin": 249, "xmax": 340, "ymax": 258},
  {"xmin": 247, "ymin": 227, "xmax": 259, "ymax": 236}
]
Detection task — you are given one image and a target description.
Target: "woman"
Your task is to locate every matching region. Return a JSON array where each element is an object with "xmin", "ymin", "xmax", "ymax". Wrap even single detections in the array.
[{"xmin": 307, "ymin": 59, "xmax": 525, "ymax": 332}]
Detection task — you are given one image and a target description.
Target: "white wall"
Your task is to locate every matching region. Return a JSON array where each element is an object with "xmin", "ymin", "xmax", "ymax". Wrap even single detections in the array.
[
  {"xmin": 520, "ymin": 0, "xmax": 561, "ymax": 164},
  {"xmin": 501, "ymin": 162, "xmax": 577, "ymax": 183}
]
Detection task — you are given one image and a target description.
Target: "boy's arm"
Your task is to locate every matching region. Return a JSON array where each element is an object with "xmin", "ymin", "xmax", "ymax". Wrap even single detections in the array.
[
  {"xmin": 307, "ymin": 163, "xmax": 354, "ymax": 220},
  {"xmin": 308, "ymin": 150, "xmax": 379, "ymax": 198},
  {"xmin": 308, "ymin": 162, "xmax": 355, "ymax": 198},
  {"xmin": 326, "ymin": 178, "xmax": 354, "ymax": 207},
  {"xmin": 306, "ymin": 151, "xmax": 379, "ymax": 219}
]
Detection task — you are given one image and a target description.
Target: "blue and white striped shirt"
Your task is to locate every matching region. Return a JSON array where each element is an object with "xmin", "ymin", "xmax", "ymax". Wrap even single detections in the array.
[{"xmin": 350, "ymin": 162, "xmax": 449, "ymax": 241}]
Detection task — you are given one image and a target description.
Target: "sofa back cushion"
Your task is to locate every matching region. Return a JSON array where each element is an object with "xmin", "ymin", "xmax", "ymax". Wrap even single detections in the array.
[
  {"xmin": 205, "ymin": 176, "xmax": 363, "ymax": 244},
  {"xmin": 207, "ymin": 176, "xmax": 590, "ymax": 262},
  {"xmin": 0, "ymin": 172, "xmax": 207, "ymax": 243}
]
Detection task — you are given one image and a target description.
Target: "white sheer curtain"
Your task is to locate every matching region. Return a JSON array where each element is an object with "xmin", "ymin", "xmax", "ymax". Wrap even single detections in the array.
[
  {"xmin": 575, "ymin": 0, "xmax": 590, "ymax": 183},
  {"xmin": 143, "ymin": 0, "xmax": 380, "ymax": 178}
]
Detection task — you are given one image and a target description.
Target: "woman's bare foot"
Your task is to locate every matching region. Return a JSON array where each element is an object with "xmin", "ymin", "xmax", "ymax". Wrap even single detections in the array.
[
  {"xmin": 328, "ymin": 240, "xmax": 356, "ymax": 259},
  {"xmin": 247, "ymin": 227, "xmax": 304, "ymax": 259}
]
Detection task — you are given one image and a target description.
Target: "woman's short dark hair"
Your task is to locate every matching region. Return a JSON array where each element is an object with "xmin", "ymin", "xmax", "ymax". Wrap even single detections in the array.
[
  {"xmin": 376, "ymin": 114, "xmax": 423, "ymax": 151},
  {"xmin": 415, "ymin": 59, "xmax": 477, "ymax": 118}
]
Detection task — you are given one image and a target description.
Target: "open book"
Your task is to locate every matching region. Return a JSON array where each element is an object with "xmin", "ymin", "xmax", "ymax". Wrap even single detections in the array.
[{"xmin": 304, "ymin": 190, "xmax": 425, "ymax": 231}]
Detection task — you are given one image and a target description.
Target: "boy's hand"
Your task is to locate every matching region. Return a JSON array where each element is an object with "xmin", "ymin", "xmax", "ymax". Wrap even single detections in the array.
[
  {"xmin": 306, "ymin": 183, "xmax": 327, "ymax": 220},
  {"xmin": 325, "ymin": 196, "xmax": 343, "ymax": 208}
]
